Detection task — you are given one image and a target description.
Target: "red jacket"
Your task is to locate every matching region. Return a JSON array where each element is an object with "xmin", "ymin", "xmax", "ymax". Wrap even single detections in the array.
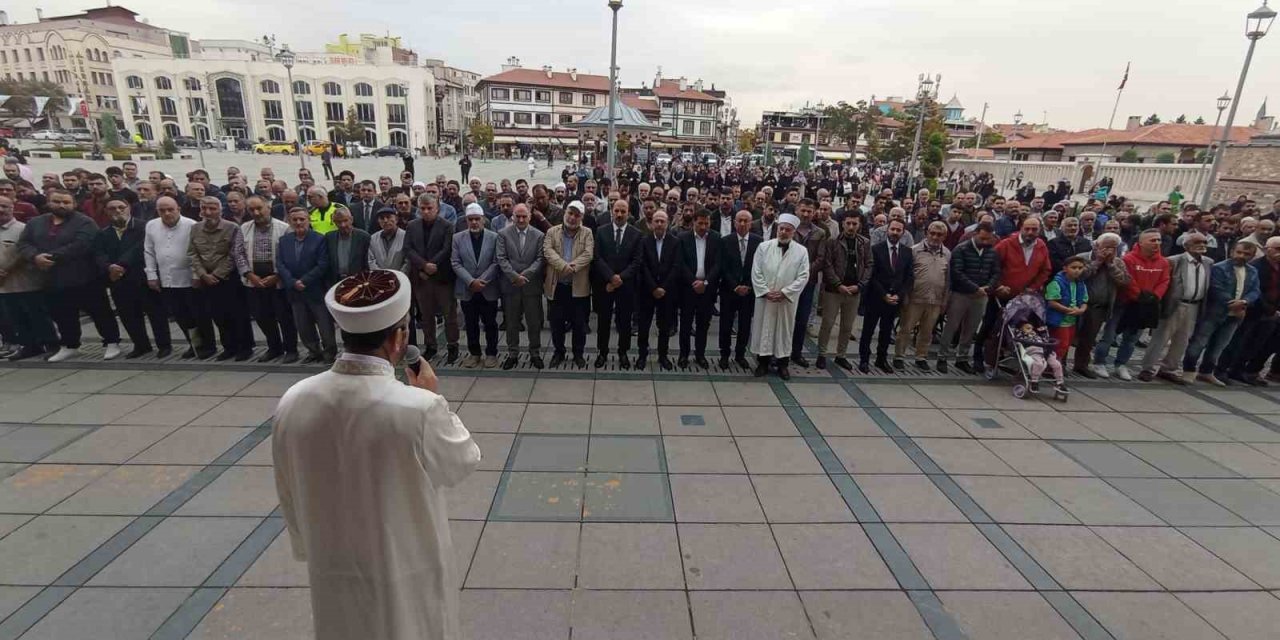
[
  {"xmin": 1121, "ymin": 249, "xmax": 1171, "ymax": 302},
  {"xmin": 994, "ymin": 235, "xmax": 1052, "ymax": 297}
]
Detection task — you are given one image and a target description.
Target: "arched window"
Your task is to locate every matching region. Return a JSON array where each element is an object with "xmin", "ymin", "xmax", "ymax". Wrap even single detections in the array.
[
  {"xmin": 126, "ymin": 75, "xmax": 143, "ymax": 90},
  {"xmin": 155, "ymin": 76, "xmax": 173, "ymax": 91},
  {"xmin": 385, "ymin": 84, "xmax": 406, "ymax": 98},
  {"xmin": 266, "ymin": 124, "xmax": 287, "ymax": 142},
  {"xmin": 389, "ymin": 130, "xmax": 407, "ymax": 147},
  {"xmin": 135, "ymin": 121, "xmax": 154, "ymax": 141},
  {"xmin": 163, "ymin": 122, "xmax": 181, "ymax": 139},
  {"xmin": 260, "ymin": 79, "xmax": 280, "ymax": 94},
  {"xmin": 158, "ymin": 97, "xmax": 177, "ymax": 116},
  {"xmin": 99, "ymin": 49, "xmax": 108, "ymax": 61},
  {"xmin": 323, "ymin": 82, "xmax": 342, "ymax": 96},
  {"xmin": 364, "ymin": 130, "xmax": 378, "ymax": 147},
  {"xmin": 87, "ymin": 49, "xmax": 98, "ymax": 62},
  {"xmin": 193, "ymin": 123, "xmax": 210, "ymax": 142},
  {"xmin": 292, "ymin": 80, "xmax": 311, "ymax": 95},
  {"xmin": 215, "ymin": 77, "xmax": 246, "ymax": 119},
  {"xmin": 183, "ymin": 77, "xmax": 202, "ymax": 92},
  {"xmin": 354, "ymin": 82, "xmax": 373, "ymax": 97},
  {"xmin": 297, "ymin": 126, "xmax": 317, "ymax": 143}
]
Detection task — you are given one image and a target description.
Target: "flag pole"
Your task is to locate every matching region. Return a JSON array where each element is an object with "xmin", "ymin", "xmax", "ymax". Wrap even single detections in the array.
[{"xmin": 1094, "ymin": 62, "xmax": 1129, "ymax": 194}]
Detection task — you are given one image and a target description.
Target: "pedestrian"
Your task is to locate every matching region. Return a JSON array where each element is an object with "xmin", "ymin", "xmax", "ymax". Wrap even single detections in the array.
[
  {"xmin": 719, "ymin": 210, "xmax": 762, "ymax": 369},
  {"xmin": 240, "ymin": 195, "xmax": 298, "ymax": 363},
  {"xmin": 592, "ymin": 199, "xmax": 642, "ymax": 369},
  {"xmin": 278, "ymin": 208, "xmax": 337, "ymax": 364},
  {"xmin": 496, "ymin": 203, "xmax": 546, "ymax": 370},
  {"xmin": 894, "ymin": 221, "xmax": 950, "ymax": 370},
  {"xmin": 0, "ymin": 195, "xmax": 58, "ymax": 361},
  {"xmin": 1044, "ymin": 256, "xmax": 1090, "ymax": 362},
  {"xmin": 459, "ymin": 153, "xmax": 472, "ymax": 183},
  {"xmin": 1139, "ymin": 233, "xmax": 1212, "ymax": 382},
  {"xmin": 321, "ymin": 145, "xmax": 335, "ymax": 181},
  {"xmin": 451, "ymin": 204, "xmax": 501, "ymax": 368},
  {"xmin": 815, "ymin": 212, "xmax": 868, "ymax": 371},
  {"xmin": 749, "ymin": 213, "xmax": 809, "ymax": 379},
  {"xmin": 543, "ymin": 201, "xmax": 594, "ymax": 368},
  {"xmin": 1183, "ymin": 239, "xmax": 1259, "ymax": 385},
  {"xmin": 95, "ymin": 198, "xmax": 171, "ymax": 359},
  {"xmin": 860, "ymin": 218, "xmax": 913, "ymax": 373}
]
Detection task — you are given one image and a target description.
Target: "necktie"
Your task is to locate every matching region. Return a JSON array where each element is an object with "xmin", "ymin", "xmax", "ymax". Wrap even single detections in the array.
[
  {"xmin": 616, "ymin": 227, "xmax": 622, "ymax": 247},
  {"xmin": 740, "ymin": 237, "xmax": 747, "ymax": 266},
  {"xmin": 518, "ymin": 230, "xmax": 525, "ymax": 253},
  {"xmin": 1192, "ymin": 262, "xmax": 1201, "ymax": 300},
  {"xmin": 891, "ymin": 245, "xmax": 898, "ymax": 271}
]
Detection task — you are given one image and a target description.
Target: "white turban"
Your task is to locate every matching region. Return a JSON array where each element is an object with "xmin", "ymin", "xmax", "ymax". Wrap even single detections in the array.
[{"xmin": 777, "ymin": 213, "xmax": 801, "ymax": 229}]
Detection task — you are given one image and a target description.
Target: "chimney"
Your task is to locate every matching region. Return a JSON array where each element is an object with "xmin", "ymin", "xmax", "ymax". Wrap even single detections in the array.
[
  {"xmin": 678, "ymin": 76, "xmax": 687, "ymax": 91},
  {"xmin": 501, "ymin": 56, "xmax": 522, "ymax": 71},
  {"xmin": 0, "ymin": 11, "xmax": 8, "ymax": 25},
  {"xmin": 542, "ymin": 65, "xmax": 553, "ymax": 78},
  {"xmin": 1125, "ymin": 115, "xmax": 1142, "ymax": 130},
  {"xmin": 36, "ymin": 7, "xmax": 44, "ymax": 20},
  {"xmin": 694, "ymin": 79, "xmax": 703, "ymax": 92},
  {"xmin": 569, "ymin": 67, "xmax": 577, "ymax": 81}
]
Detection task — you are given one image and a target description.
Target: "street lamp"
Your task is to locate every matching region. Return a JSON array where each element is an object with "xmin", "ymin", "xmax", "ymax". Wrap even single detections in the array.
[
  {"xmin": 184, "ymin": 75, "xmax": 206, "ymax": 169},
  {"xmin": 275, "ymin": 44, "xmax": 305, "ymax": 169},
  {"xmin": 1200, "ymin": 0, "xmax": 1276, "ymax": 208},
  {"xmin": 1192, "ymin": 91, "xmax": 1233, "ymax": 202},
  {"xmin": 1005, "ymin": 110, "xmax": 1022, "ymax": 195},
  {"xmin": 606, "ymin": 0, "xmax": 623, "ymax": 181},
  {"xmin": 906, "ymin": 73, "xmax": 940, "ymax": 195}
]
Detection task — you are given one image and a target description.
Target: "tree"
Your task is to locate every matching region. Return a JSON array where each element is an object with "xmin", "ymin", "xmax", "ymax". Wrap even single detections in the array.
[
  {"xmin": 737, "ymin": 129, "xmax": 758, "ymax": 153},
  {"xmin": 0, "ymin": 79, "xmax": 67, "ymax": 128},
  {"xmin": 883, "ymin": 97, "xmax": 947, "ymax": 172},
  {"xmin": 468, "ymin": 120, "xmax": 494, "ymax": 153},
  {"xmin": 821, "ymin": 100, "xmax": 879, "ymax": 157},
  {"xmin": 1143, "ymin": 113, "xmax": 1161, "ymax": 126},
  {"xmin": 99, "ymin": 117, "xmax": 120, "ymax": 148},
  {"xmin": 1194, "ymin": 116, "xmax": 1206, "ymax": 125},
  {"xmin": 1174, "ymin": 114, "xmax": 1188, "ymax": 124},
  {"xmin": 335, "ymin": 106, "xmax": 365, "ymax": 145},
  {"xmin": 1155, "ymin": 152, "xmax": 1176, "ymax": 164},
  {"xmin": 1117, "ymin": 149, "xmax": 1140, "ymax": 163},
  {"xmin": 922, "ymin": 132, "xmax": 948, "ymax": 179},
  {"xmin": 161, "ymin": 134, "xmax": 177, "ymax": 157},
  {"xmin": 959, "ymin": 130, "xmax": 1006, "ymax": 149}
]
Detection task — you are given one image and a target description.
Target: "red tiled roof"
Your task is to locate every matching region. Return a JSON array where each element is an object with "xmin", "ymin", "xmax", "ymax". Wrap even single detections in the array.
[
  {"xmin": 988, "ymin": 129, "xmax": 1108, "ymax": 151},
  {"xmin": 653, "ymin": 79, "xmax": 721, "ymax": 102},
  {"xmin": 877, "ymin": 116, "xmax": 903, "ymax": 129},
  {"xmin": 479, "ymin": 68, "xmax": 610, "ymax": 92},
  {"xmin": 989, "ymin": 124, "xmax": 1264, "ymax": 150},
  {"xmin": 621, "ymin": 93, "xmax": 659, "ymax": 114}
]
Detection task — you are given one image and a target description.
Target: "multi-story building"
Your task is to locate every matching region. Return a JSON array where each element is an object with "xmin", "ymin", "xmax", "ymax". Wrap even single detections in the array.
[
  {"xmin": 478, "ymin": 59, "xmax": 610, "ymax": 131},
  {"xmin": 424, "ymin": 58, "xmax": 479, "ymax": 152},
  {"xmin": 624, "ymin": 72, "xmax": 725, "ymax": 152},
  {"xmin": 0, "ymin": 5, "xmax": 191, "ymax": 132},
  {"xmin": 325, "ymin": 33, "xmax": 417, "ymax": 66},
  {"xmin": 759, "ymin": 104, "xmax": 902, "ymax": 160},
  {"xmin": 113, "ymin": 40, "xmax": 435, "ymax": 148}
]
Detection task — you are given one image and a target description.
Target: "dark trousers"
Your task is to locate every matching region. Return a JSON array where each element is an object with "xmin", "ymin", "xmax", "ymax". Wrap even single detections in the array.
[
  {"xmin": 719, "ymin": 290, "xmax": 755, "ymax": 359},
  {"xmin": 637, "ymin": 291, "xmax": 677, "ymax": 357},
  {"xmin": 1072, "ymin": 304, "xmax": 1111, "ymax": 371},
  {"xmin": 322, "ymin": 162, "xmax": 335, "ymax": 181},
  {"xmin": 247, "ymin": 286, "xmax": 298, "ymax": 353},
  {"xmin": 288, "ymin": 291, "xmax": 337, "ymax": 358},
  {"xmin": 548, "ymin": 284, "xmax": 588, "ymax": 357},
  {"xmin": 462, "ymin": 297, "xmax": 499, "ymax": 356},
  {"xmin": 595, "ymin": 287, "xmax": 634, "ymax": 355},
  {"xmin": 161, "ymin": 287, "xmax": 212, "ymax": 350},
  {"xmin": 198, "ymin": 279, "xmax": 251, "ymax": 354},
  {"xmin": 47, "ymin": 282, "xmax": 120, "ymax": 349},
  {"xmin": 1224, "ymin": 315, "xmax": 1278, "ymax": 376},
  {"xmin": 679, "ymin": 288, "xmax": 716, "ymax": 358},
  {"xmin": 0, "ymin": 291, "xmax": 58, "ymax": 348},
  {"xmin": 975, "ymin": 296, "xmax": 1003, "ymax": 366},
  {"xmin": 790, "ymin": 282, "xmax": 817, "ymax": 358},
  {"xmin": 859, "ymin": 299, "xmax": 900, "ymax": 363},
  {"xmin": 110, "ymin": 280, "xmax": 171, "ymax": 350}
]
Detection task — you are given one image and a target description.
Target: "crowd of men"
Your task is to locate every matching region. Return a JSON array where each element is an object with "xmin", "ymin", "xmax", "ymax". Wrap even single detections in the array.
[{"xmin": 1, "ymin": 154, "xmax": 1279, "ymax": 386}]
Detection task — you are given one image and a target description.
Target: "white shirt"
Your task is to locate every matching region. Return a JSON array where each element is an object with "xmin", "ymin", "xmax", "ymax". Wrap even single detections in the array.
[
  {"xmin": 1183, "ymin": 257, "xmax": 1207, "ymax": 302},
  {"xmin": 1235, "ymin": 264, "xmax": 1247, "ymax": 300},
  {"xmin": 694, "ymin": 233, "xmax": 708, "ymax": 280},
  {"xmin": 719, "ymin": 214, "xmax": 733, "ymax": 237},
  {"xmin": 144, "ymin": 216, "xmax": 196, "ymax": 287}
]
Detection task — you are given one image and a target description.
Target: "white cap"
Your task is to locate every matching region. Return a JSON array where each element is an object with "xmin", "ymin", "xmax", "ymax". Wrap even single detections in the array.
[
  {"xmin": 325, "ymin": 270, "xmax": 412, "ymax": 334},
  {"xmin": 465, "ymin": 203, "xmax": 485, "ymax": 218},
  {"xmin": 777, "ymin": 213, "xmax": 801, "ymax": 228},
  {"xmin": 567, "ymin": 201, "xmax": 585, "ymax": 213},
  {"xmin": 554, "ymin": 182, "xmax": 566, "ymax": 190},
  {"xmin": 412, "ymin": 181, "xmax": 426, "ymax": 188}
]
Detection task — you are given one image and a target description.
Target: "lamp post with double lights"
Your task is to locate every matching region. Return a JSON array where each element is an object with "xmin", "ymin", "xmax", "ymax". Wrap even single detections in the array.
[
  {"xmin": 184, "ymin": 75, "xmax": 206, "ymax": 169},
  {"xmin": 606, "ymin": 0, "xmax": 623, "ymax": 180},
  {"xmin": 906, "ymin": 73, "xmax": 940, "ymax": 196},
  {"xmin": 1005, "ymin": 111, "xmax": 1023, "ymax": 196},
  {"xmin": 275, "ymin": 45, "xmax": 305, "ymax": 169},
  {"xmin": 1192, "ymin": 92, "xmax": 1233, "ymax": 203},
  {"xmin": 1200, "ymin": 1, "xmax": 1276, "ymax": 208}
]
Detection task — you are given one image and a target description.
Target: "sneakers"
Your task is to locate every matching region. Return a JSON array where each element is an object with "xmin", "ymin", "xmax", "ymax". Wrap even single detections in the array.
[
  {"xmin": 459, "ymin": 354, "xmax": 481, "ymax": 368},
  {"xmin": 47, "ymin": 347, "xmax": 78, "ymax": 363},
  {"xmin": 1196, "ymin": 373, "xmax": 1227, "ymax": 387},
  {"xmin": 1114, "ymin": 365, "xmax": 1133, "ymax": 381},
  {"xmin": 1156, "ymin": 370, "xmax": 1188, "ymax": 385},
  {"xmin": 483, "ymin": 355, "xmax": 499, "ymax": 368},
  {"xmin": 1088, "ymin": 364, "xmax": 1111, "ymax": 379},
  {"xmin": 103, "ymin": 344, "xmax": 122, "ymax": 360}
]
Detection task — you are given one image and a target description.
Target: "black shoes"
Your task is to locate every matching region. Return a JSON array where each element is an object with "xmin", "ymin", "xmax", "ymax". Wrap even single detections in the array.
[
  {"xmin": 815, "ymin": 356, "xmax": 827, "ymax": 369},
  {"xmin": 573, "ymin": 356, "xmax": 587, "ymax": 369},
  {"xmin": 280, "ymin": 351, "xmax": 300, "ymax": 364},
  {"xmin": 215, "ymin": 350, "xmax": 236, "ymax": 362},
  {"xmin": 618, "ymin": 355, "xmax": 631, "ymax": 370},
  {"xmin": 735, "ymin": 357, "xmax": 752, "ymax": 370},
  {"xmin": 754, "ymin": 362, "xmax": 769, "ymax": 377},
  {"xmin": 549, "ymin": 353, "xmax": 566, "ymax": 368},
  {"xmin": 777, "ymin": 365, "xmax": 791, "ymax": 380},
  {"xmin": 424, "ymin": 346, "xmax": 439, "ymax": 361},
  {"xmin": 936, "ymin": 360, "xmax": 948, "ymax": 373},
  {"xmin": 530, "ymin": 355, "xmax": 545, "ymax": 369},
  {"xmin": 833, "ymin": 357, "xmax": 853, "ymax": 371},
  {"xmin": 857, "ymin": 360, "xmax": 870, "ymax": 374},
  {"xmin": 156, "ymin": 346, "xmax": 173, "ymax": 359},
  {"xmin": 955, "ymin": 361, "xmax": 975, "ymax": 375},
  {"xmin": 719, "ymin": 357, "xmax": 731, "ymax": 369},
  {"xmin": 659, "ymin": 356, "xmax": 674, "ymax": 371},
  {"xmin": 916, "ymin": 360, "xmax": 930, "ymax": 371},
  {"xmin": 258, "ymin": 349, "xmax": 283, "ymax": 363},
  {"xmin": 695, "ymin": 357, "xmax": 710, "ymax": 369},
  {"xmin": 8, "ymin": 346, "xmax": 45, "ymax": 361},
  {"xmin": 445, "ymin": 345, "xmax": 459, "ymax": 364},
  {"xmin": 125, "ymin": 346, "xmax": 152, "ymax": 360},
  {"xmin": 502, "ymin": 355, "xmax": 519, "ymax": 370},
  {"xmin": 234, "ymin": 350, "xmax": 253, "ymax": 362},
  {"xmin": 594, "ymin": 353, "xmax": 608, "ymax": 368},
  {"xmin": 301, "ymin": 352, "xmax": 325, "ymax": 365},
  {"xmin": 876, "ymin": 359, "xmax": 895, "ymax": 374},
  {"xmin": 892, "ymin": 358, "xmax": 905, "ymax": 369},
  {"xmin": 792, "ymin": 355, "xmax": 810, "ymax": 369},
  {"xmin": 678, "ymin": 357, "xmax": 690, "ymax": 369}
]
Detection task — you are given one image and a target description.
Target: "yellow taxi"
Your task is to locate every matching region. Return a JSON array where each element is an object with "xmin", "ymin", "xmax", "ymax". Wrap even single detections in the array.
[
  {"xmin": 303, "ymin": 141, "xmax": 345, "ymax": 156},
  {"xmin": 253, "ymin": 141, "xmax": 297, "ymax": 155}
]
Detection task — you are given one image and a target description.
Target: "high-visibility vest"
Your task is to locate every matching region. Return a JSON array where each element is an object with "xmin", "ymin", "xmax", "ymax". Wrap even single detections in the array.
[{"xmin": 310, "ymin": 203, "xmax": 338, "ymax": 235}]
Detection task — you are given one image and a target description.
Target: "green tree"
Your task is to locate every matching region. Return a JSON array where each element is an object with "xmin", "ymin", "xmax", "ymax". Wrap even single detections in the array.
[
  {"xmin": 1194, "ymin": 116, "xmax": 1206, "ymax": 125},
  {"xmin": 821, "ymin": 100, "xmax": 879, "ymax": 157},
  {"xmin": 1117, "ymin": 149, "xmax": 1140, "ymax": 163},
  {"xmin": 1143, "ymin": 113, "xmax": 1161, "ymax": 126},
  {"xmin": 922, "ymin": 132, "xmax": 948, "ymax": 179},
  {"xmin": 1174, "ymin": 114, "xmax": 1188, "ymax": 124},
  {"xmin": 882, "ymin": 96, "xmax": 946, "ymax": 169},
  {"xmin": 737, "ymin": 129, "xmax": 758, "ymax": 153},
  {"xmin": 161, "ymin": 134, "xmax": 178, "ymax": 156},
  {"xmin": 99, "ymin": 117, "xmax": 120, "ymax": 148},
  {"xmin": 0, "ymin": 79, "xmax": 67, "ymax": 127},
  {"xmin": 1155, "ymin": 152, "xmax": 1176, "ymax": 164},
  {"xmin": 335, "ymin": 106, "xmax": 365, "ymax": 145},
  {"xmin": 959, "ymin": 130, "xmax": 1006, "ymax": 148},
  {"xmin": 468, "ymin": 120, "xmax": 494, "ymax": 152}
]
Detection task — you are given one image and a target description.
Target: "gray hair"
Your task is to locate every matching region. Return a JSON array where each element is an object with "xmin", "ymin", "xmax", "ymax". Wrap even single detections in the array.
[
  {"xmin": 1095, "ymin": 232, "xmax": 1122, "ymax": 247},
  {"xmin": 417, "ymin": 194, "xmax": 438, "ymax": 207},
  {"xmin": 306, "ymin": 185, "xmax": 327, "ymax": 198}
]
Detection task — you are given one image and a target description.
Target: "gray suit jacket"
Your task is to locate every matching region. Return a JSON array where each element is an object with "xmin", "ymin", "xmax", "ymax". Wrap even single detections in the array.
[
  {"xmin": 1161, "ymin": 252, "xmax": 1213, "ymax": 318},
  {"xmin": 368, "ymin": 228, "xmax": 407, "ymax": 272},
  {"xmin": 497, "ymin": 224, "xmax": 545, "ymax": 296},
  {"xmin": 451, "ymin": 229, "xmax": 500, "ymax": 301}
]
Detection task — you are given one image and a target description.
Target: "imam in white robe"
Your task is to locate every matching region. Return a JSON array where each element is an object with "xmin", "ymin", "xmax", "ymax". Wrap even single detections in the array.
[
  {"xmin": 273, "ymin": 353, "xmax": 482, "ymax": 640},
  {"xmin": 749, "ymin": 239, "xmax": 810, "ymax": 357}
]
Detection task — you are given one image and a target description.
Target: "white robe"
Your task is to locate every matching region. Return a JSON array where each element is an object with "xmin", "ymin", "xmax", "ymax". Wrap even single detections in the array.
[
  {"xmin": 273, "ymin": 353, "xmax": 482, "ymax": 640},
  {"xmin": 749, "ymin": 239, "xmax": 811, "ymax": 357}
]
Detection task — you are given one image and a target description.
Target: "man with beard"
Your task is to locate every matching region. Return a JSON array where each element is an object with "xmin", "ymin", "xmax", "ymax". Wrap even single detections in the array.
[
  {"xmin": 95, "ymin": 199, "xmax": 171, "ymax": 359},
  {"xmin": 190, "ymin": 196, "xmax": 253, "ymax": 361},
  {"xmin": 677, "ymin": 209, "xmax": 721, "ymax": 369},
  {"xmin": 1183, "ymin": 240, "xmax": 1259, "ymax": 385},
  {"xmin": 1139, "ymin": 233, "xmax": 1212, "ymax": 383},
  {"xmin": 815, "ymin": 213, "xmax": 869, "ymax": 371},
  {"xmin": 543, "ymin": 201, "xmax": 594, "ymax": 368},
  {"xmin": 528, "ymin": 184, "xmax": 563, "ymax": 231},
  {"xmin": 860, "ymin": 219, "xmax": 913, "ymax": 373},
  {"xmin": 451, "ymin": 205, "xmax": 501, "ymax": 369},
  {"xmin": 240, "ymin": 195, "xmax": 298, "ymax": 363},
  {"xmin": 79, "ymin": 173, "xmax": 112, "ymax": 228},
  {"xmin": 938, "ymin": 222, "xmax": 999, "ymax": 373},
  {"xmin": 636, "ymin": 211, "xmax": 682, "ymax": 370},
  {"xmin": 789, "ymin": 198, "xmax": 828, "ymax": 368},
  {"xmin": 749, "ymin": 213, "xmax": 809, "ymax": 379},
  {"xmin": 592, "ymin": 199, "xmax": 643, "ymax": 369},
  {"xmin": 0, "ymin": 195, "xmax": 58, "ymax": 361},
  {"xmin": 752, "ymin": 200, "xmax": 779, "ymax": 241}
]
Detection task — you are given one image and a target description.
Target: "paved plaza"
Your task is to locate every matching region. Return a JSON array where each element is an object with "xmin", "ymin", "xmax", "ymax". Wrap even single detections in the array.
[{"xmin": 2, "ymin": 332, "xmax": 1280, "ymax": 639}]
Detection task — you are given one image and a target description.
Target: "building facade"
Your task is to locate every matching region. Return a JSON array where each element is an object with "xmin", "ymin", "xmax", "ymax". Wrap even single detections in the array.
[
  {"xmin": 759, "ymin": 105, "xmax": 901, "ymax": 160},
  {"xmin": 112, "ymin": 45, "xmax": 435, "ymax": 149},
  {"xmin": 628, "ymin": 73, "xmax": 725, "ymax": 151},
  {"xmin": 424, "ymin": 58, "xmax": 478, "ymax": 152},
  {"xmin": 0, "ymin": 5, "xmax": 190, "ymax": 131},
  {"xmin": 478, "ymin": 61, "xmax": 610, "ymax": 132}
]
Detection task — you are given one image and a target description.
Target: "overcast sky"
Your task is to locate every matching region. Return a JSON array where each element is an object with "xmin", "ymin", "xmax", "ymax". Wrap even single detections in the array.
[{"xmin": 23, "ymin": 0, "xmax": 1280, "ymax": 131}]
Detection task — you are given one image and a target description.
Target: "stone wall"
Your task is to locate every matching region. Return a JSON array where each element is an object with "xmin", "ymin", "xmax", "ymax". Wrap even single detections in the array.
[{"xmin": 1211, "ymin": 141, "xmax": 1280, "ymax": 207}]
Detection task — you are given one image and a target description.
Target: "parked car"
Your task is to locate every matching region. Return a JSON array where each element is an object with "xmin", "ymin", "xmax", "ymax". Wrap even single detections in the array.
[
  {"xmin": 235, "ymin": 138, "xmax": 254, "ymax": 151},
  {"xmin": 371, "ymin": 145, "xmax": 410, "ymax": 157},
  {"xmin": 66, "ymin": 128, "xmax": 94, "ymax": 143},
  {"xmin": 655, "ymin": 153, "xmax": 672, "ymax": 165},
  {"xmin": 31, "ymin": 130, "xmax": 64, "ymax": 141},
  {"xmin": 303, "ymin": 141, "xmax": 344, "ymax": 156},
  {"xmin": 253, "ymin": 141, "xmax": 297, "ymax": 155},
  {"xmin": 173, "ymin": 136, "xmax": 199, "ymax": 148},
  {"xmin": 700, "ymin": 152, "xmax": 719, "ymax": 166},
  {"xmin": 348, "ymin": 143, "xmax": 374, "ymax": 156}
]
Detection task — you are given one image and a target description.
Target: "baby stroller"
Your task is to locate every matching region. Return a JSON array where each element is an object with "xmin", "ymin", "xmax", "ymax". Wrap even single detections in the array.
[{"xmin": 988, "ymin": 293, "xmax": 1069, "ymax": 402}]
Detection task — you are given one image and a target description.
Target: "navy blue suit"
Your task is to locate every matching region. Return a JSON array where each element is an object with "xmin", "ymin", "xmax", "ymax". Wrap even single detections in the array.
[{"xmin": 277, "ymin": 230, "xmax": 336, "ymax": 359}]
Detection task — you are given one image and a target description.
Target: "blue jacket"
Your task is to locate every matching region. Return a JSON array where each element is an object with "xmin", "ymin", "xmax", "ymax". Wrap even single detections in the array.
[
  {"xmin": 1204, "ymin": 259, "xmax": 1260, "ymax": 322},
  {"xmin": 277, "ymin": 230, "xmax": 330, "ymax": 301},
  {"xmin": 1044, "ymin": 271, "xmax": 1088, "ymax": 327}
]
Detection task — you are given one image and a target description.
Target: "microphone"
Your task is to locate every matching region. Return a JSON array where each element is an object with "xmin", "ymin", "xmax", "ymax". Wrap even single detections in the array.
[{"xmin": 403, "ymin": 345, "xmax": 422, "ymax": 376}]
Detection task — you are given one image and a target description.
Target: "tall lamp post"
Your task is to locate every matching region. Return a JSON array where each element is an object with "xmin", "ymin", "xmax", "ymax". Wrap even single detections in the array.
[
  {"xmin": 1191, "ymin": 92, "xmax": 1233, "ymax": 203},
  {"xmin": 906, "ymin": 73, "xmax": 940, "ymax": 196},
  {"xmin": 1005, "ymin": 111, "xmax": 1023, "ymax": 196},
  {"xmin": 184, "ymin": 75, "xmax": 206, "ymax": 169},
  {"xmin": 1200, "ymin": 1, "xmax": 1276, "ymax": 208},
  {"xmin": 276, "ymin": 45, "xmax": 305, "ymax": 170},
  {"xmin": 606, "ymin": 0, "xmax": 623, "ymax": 180}
]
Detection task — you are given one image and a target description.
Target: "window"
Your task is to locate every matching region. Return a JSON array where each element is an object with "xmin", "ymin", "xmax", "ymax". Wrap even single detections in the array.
[
  {"xmin": 583, "ymin": 94, "xmax": 597, "ymax": 106},
  {"xmin": 155, "ymin": 76, "xmax": 173, "ymax": 90},
  {"xmin": 262, "ymin": 100, "xmax": 283, "ymax": 120},
  {"xmin": 215, "ymin": 77, "xmax": 246, "ymax": 119},
  {"xmin": 355, "ymin": 103, "xmax": 376, "ymax": 123},
  {"xmin": 292, "ymin": 80, "xmax": 311, "ymax": 95},
  {"xmin": 354, "ymin": 82, "xmax": 373, "ymax": 97},
  {"xmin": 323, "ymin": 82, "xmax": 342, "ymax": 96},
  {"xmin": 158, "ymin": 97, "xmax": 177, "ymax": 116},
  {"xmin": 295, "ymin": 101, "xmax": 314, "ymax": 122},
  {"xmin": 513, "ymin": 89, "xmax": 532, "ymax": 102},
  {"xmin": 535, "ymin": 90, "xmax": 551, "ymax": 103},
  {"xmin": 42, "ymin": 71, "xmax": 49, "ymax": 82},
  {"xmin": 389, "ymin": 130, "xmax": 407, "ymax": 147},
  {"xmin": 701, "ymin": 103, "xmax": 714, "ymax": 115},
  {"xmin": 37, "ymin": 48, "xmax": 44, "ymax": 61},
  {"xmin": 24, "ymin": 48, "xmax": 31, "ymax": 62},
  {"xmin": 0, "ymin": 52, "xmax": 6, "ymax": 64},
  {"xmin": 535, "ymin": 113, "xmax": 551, "ymax": 126},
  {"xmin": 267, "ymin": 125, "xmax": 286, "ymax": 141},
  {"xmin": 699, "ymin": 121, "xmax": 711, "ymax": 135},
  {"xmin": 325, "ymin": 102, "xmax": 344, "ymax": 122},
  {"xmin": 492, "ymin": 111, "xmax": 510, "ymax": 124},
  {"xmin": 559, "ymin": 114, "xmax": 574, "ymax": 125},
  {"xmin": 682, "ymin": 121, "xmax": 694, "ymax": 134},
  {"xmin": 514, "ymin": 112, "xmax": 532, "ymax": 125},
  {"xmin": 164, "ymin": 122, "xmax": 181, "ymax": 138},
  {"xmin": 184, "ymin": 77, "xmax": 201, "ymax": 92},
  {"xmin": 490, "ymin": 87, "xmax": 509, "ymax": 100},
  {"xmin": 386, "ymin": 84, "xmax": 406, "ymax": 98},
  {"xmin": 662, "ymin": 100, "xmax": 675, "ymax": 110},
  {"xmin": 559, "ymin": 91, "xmax": 573, "ymax": 105},
  {"xmin": 135, "ymin": 121, "xmax": 153, "ymax": 141},
  {"xmin": 387, "ymin": 103, "xmax": 406, "ymax": 123},
  {"xmin": 260, "ymin": 79, "xmax": 280, "ymax": 94},
  {"xmin": 187, "ymin": 97, "xmax": 206, "ymax": 115},
  {"xmin": 661, "ymin": 121, "xmax": 673, "ymax": 130},
  {"xmin": 104, "ymin": 73, "xmax": 112, "ymax": 85},
  {"xmin": 682, "ymin": 101, "xmax": 695, "ymax": 114}
]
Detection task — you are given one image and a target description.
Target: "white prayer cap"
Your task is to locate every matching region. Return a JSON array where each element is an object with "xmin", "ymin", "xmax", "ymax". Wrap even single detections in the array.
[
  {"xmin": 555, "ymin": 182, "xmax": 566, "ymax": 190},
  {"xmin": 412, "ymin": 181, "xmax": 426, "ymax": 188},
  {"xmin": 465, "ymin": 203, "xmax": 485, "ymax": 218},
  {"xmin": 567, "ymin": 201, "xmax": 585, "ymax": 214},
  {"xmin": 325, "ymin": 270, "xmax": 412, "ymax": 334},
  {"xmin": 777, "ymin": 213, "xmax": 801, "ymax": 229}
]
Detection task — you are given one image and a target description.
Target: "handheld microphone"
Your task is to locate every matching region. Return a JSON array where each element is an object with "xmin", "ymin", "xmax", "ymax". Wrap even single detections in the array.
[{"xmin": 403, "ymin": 345, "xmax": 423, "ymax": 376}]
